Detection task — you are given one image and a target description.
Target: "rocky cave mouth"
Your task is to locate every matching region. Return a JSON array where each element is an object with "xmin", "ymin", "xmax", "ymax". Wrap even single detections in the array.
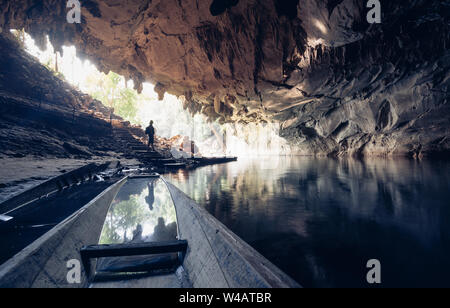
[
  {"xmin": 0, "ymin": 0, "xmax": 449, "ymax": 160},
  {"xmin": 0, "ymin": 0, "xmax": 449, "ymax": 289}
]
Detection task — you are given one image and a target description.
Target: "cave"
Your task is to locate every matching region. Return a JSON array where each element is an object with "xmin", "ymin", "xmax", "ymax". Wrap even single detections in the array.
[{"xmin": 0, "ymin": 0, "xmax": 449, "ymax": 289}]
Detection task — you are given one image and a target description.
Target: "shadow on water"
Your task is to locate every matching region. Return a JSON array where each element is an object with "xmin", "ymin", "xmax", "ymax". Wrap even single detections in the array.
[{"xmin": 167, "ymin": 157, "xmax": 450, "ymax": 287}]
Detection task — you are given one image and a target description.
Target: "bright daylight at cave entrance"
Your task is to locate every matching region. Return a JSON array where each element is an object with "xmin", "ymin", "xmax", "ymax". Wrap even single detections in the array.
[{"xmin": 0, "ymin": 0, "xmax": 449, "ymax": 292}]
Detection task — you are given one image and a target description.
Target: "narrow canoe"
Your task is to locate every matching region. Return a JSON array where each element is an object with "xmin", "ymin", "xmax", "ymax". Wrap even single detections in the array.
[{"xmin": 0, "ymin": 174, "xmax": 300, "ymax": 288}]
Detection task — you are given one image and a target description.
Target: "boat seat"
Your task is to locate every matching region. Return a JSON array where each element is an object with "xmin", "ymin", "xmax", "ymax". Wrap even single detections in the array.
[{"xmin": 80, "ymin": 240, "xmax": 188, "ymax": 280}]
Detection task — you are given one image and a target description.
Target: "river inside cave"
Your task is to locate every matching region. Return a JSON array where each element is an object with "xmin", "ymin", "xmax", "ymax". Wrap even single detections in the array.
[{"xmin": 166, "ymin": 156, "xmax": 450, "ymax": 287}]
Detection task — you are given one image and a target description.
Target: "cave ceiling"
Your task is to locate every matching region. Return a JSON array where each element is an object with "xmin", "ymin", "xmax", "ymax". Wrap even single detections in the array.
[{"xmin": 0, "ymin": 0, "xmax": 449, "ymax": 156}]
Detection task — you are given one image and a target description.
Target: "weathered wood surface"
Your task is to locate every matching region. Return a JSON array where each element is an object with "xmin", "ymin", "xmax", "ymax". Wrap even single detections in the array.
[
  {"xmin": 163, "ymin": 178, "xmax": 300, "ymax": 288},
  {"xmin": 81, "ymin": 240, "xmax": 188, "ymax": 259},
  {"xmin": 0, "ymin": 162, "xmax": 117, "ymax": 215},
  {"xmin": 0, "ymin": 177, "xmax": 127, "ymax": 288}
]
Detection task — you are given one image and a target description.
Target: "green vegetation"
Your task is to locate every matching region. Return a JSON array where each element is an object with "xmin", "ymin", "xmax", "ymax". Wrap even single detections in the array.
[{"xmin": 88, "ymin": 72, "xmax": 139, "ymax": 123}]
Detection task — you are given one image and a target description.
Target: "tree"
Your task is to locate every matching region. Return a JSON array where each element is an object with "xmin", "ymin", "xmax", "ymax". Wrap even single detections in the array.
[
  {"xmin": 89, "ymin": 72, "xmax": 138, "ymax": 123},
  {"xmin": 117, "ymin": 88, "xmax": 138, "ymax": 120}
]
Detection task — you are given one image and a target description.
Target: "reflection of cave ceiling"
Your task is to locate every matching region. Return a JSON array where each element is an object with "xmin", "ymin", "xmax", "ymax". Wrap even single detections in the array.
[{"xmin": 0, "ymin": 0, "xmax": 449, "ymax": 156}]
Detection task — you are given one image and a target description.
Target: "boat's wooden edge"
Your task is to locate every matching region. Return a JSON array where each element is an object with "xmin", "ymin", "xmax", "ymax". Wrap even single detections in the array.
[
  {"xmin": 193, "ymin": 157, "xmax": 238, "ymax": 167},
  {"xmin": 162, "ymin": 178, "xmax": 301, "ymax": 288},
  {"xmin": 128, "ymin": 173, "xmax": 160, "ymax": 179},
  {"xmin": 0, "ymin": 161, "xmax": 120, "ymax": 215},
  {"xmin": 0, "ymin": 175, "xmax": 300, "ymax": 288},
  {"xmin": 0, "ymin": 177, "xmax": 128, "ymax": 288}
]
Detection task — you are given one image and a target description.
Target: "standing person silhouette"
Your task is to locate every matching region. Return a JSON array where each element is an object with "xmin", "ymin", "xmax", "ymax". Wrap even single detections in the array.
[{"xmin": 145, "ymin": 120, "xmax": 156, "ymax": 151}]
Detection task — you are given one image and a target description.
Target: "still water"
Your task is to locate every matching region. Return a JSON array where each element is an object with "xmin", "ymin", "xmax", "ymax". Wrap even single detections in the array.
[
  {"xmin": 166, "ymin": 156, "xmax": 450, "ymax": 288},
  {"xmin": 97, "ymin": 177, "xmax": 179, "ymax": 274}
]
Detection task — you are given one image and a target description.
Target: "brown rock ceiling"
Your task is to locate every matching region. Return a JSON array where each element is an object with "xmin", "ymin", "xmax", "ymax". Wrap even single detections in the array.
[{"xmin": 0, "ymin": 0, "xmax": 449, "ymax": 156}]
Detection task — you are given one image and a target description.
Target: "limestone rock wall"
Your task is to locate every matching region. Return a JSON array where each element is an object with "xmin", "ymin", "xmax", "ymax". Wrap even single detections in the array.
[
  {"xmin": 0, "ymin": 33, "xmax": 129, "ymax": 159},
  {"xmin": 0, "ymin": 0, "xmax": 448, "ymax": 157}
]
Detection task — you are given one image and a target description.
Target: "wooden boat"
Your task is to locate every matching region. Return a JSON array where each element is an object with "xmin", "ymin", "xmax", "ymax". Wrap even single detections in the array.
[
  {"xmin": 0, "ymin": 174, "xmax": 300, "ymax": 288},
  {"xmin": 194, "ymin": 156, "xmax": 238, "ymax": 166}
]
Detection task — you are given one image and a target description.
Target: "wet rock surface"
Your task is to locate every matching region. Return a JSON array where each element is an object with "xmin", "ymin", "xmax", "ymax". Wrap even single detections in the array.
[{"xmin": 0, "ymin": 0, "xmax": 449, "ymax": 156}]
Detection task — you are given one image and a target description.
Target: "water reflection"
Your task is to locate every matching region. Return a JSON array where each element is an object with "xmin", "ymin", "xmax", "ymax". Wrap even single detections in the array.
[
  {"xmin": 146, "ymin": 181, "xmax": 156, "ymax": 211},
  {"xmin": 99, "ymin": 178, "xmax": 178, "ymax": 245},
  {"xmin": 167, "ymin": 157, "xmax": 450, "ymax": 287},
  {"xmin": 100, "ymin": 178, "xmax": 177, "ymax": 244},
  {"xmin": 97, "ymin": 178, "xmax": 179, "ymax": 274}
]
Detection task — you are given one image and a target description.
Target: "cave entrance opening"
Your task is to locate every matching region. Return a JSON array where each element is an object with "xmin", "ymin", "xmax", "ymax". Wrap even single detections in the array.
[
  {"xmin": 11, "ymin": 30, "xmax": 291, "ymax": 158},
  {"xmin": 11, "ymin": 30, "xmax": 230, "ymax": 157}
]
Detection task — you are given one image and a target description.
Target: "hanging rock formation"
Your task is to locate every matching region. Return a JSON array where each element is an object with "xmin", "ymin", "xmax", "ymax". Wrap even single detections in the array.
[{"xmin": 0, "ymin": 0, "xmax": 448, "ymax": 157}]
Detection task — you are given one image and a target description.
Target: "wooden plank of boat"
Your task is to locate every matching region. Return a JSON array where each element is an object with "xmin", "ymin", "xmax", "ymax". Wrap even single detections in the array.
[
  {"xmin": 88, "ymin": 176, "xmax": 191, "ymax": 287},
  {"xmin": 0, "ymin": 161, "xmax": 118, "ymax": 215},
  {"xmin": 194, "ymin": 157, "xmax": 238, "ymax": 166},
  {"xmin": 164, "ymin": 163, "xmax": 186, "ymax": 169},
  {"xmin": 92, "ymin": 177, "xmax": 300, "ymax": 288},
  {"xmin": 162, "ymin": 178, "xmax": 300, "ymax": 288},
  {"xmin": 81, "ymin": 240, "xmax": 188, "ymax": 277},
  {"xmin": 81, "ymin": 241, "xmax": 188, "ymax": 259},
  {"xmin": 0, "ymin": 177, "xmax": 128, "ymax": 288},
  {"xmin": 0, "ymin": 175, "xmax": 300, "ymax": 288},
  {"xmin": 128, "ymin": 173, "xmax": 160, "ymax": 179}
]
